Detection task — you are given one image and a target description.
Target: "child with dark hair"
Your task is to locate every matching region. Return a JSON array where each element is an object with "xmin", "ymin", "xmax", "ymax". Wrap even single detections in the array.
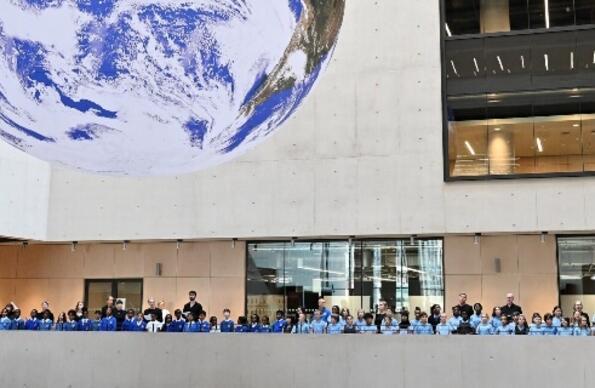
[
  {"xmin": 360, "ymin": 312, "xmax": 377, "ymax": 334},
  {"xmin": 574, "ymin": 316, "xmax": 591, "ymax": 336},
  {"xmin": 209, "ymin": 316, "xmax": 219, "ymax": 333},
  {"xmin": 63, "ymin": 310, "xmax": 79, "ymax": 331},
  {"xmin": 133, "ymin": 312, "xmax": 146, "ymax": 332},
  {"xmin": 78, "ymin": 310, "xmax": 92, "ymax": 331},
  {"xmin": 494, "ymin": 315, "xmax": 515, "ymax": 335},
  {"xmin": 40, "ymin": 310, "xmax": 55, "ymax": 331},
  {"xmin": 197, "ymin": 311, "xmax": 211, "ymax": 333},
  {"xmin": 470, "ymin": 303, "xmax": 483, "ymax": 329},
  {"xmin": 91, "ymin": 310, "xmax": 102, "ymax": 331},
  {"xmin": 283, "ymin": 316, "xmax": 294, "ymax": 334},
  {"xmin": 172, "ymin": 309, "xmax": 185, "ymax": 332},
  {"xmin": 220, "ymin": 309, "xmax": 234, "ymax": 333},
  {"xmin": 380, "ymin": 315, "xmax": 398, "ymax": 335},
  {"xmin": 528, "ymin": 313, "xmax": 544, "ymax": 336},
  {"xmin": 490, "ymin": 307, "xmax": 502, "ymax": 330},
  {"xmin": 247, "ymin": 313, "xmax": 261, "ymax": 333},
  {"xmin": 54, "ymin": 312, "xmax": 66, "ymax": 331},
  {"xmin": 552, "ymin": 306, "xmax": 564, "ymax": 327},
  {"xmin": 447, "ymin": 306, "xmax": 462, "ymax": 332},
  {"xmin": 122, "ymin": 309, "xmax": 136, "ymax": 332},
  {"xmin": 398, "ymin": 312, "xmax": 411, "ymax": 335},
  {"xmin": 515, "ymin": 314, "xmax": 529, "ymax": 335},
  {"xmin": 542, "ymin": 313, "xmax": 557, "ymax": 336},
  {"xmin": 183, "ymin": 313, "xmax": 200, "ymax": 333},
  {"xmin": 456, "ymin": 310, "xmax": 475, "ymax": 335},
  {"xmin": 24, "ymin": 309, "xmax": 40, "ymax": 331},
  {"xmin": 413, "ymin": 312, "xmax": 434, "ymax": 335},
  {"xmin": 99, "ymin": 307, "xmax": 117, "ymax": 331},
  {"xmin": 258, "ymin": 315, "xmax": 271, "ymax": 333},
  {"xmin": 235, "ymin": 316, "xmax": 250, "ymax": 333},
  {"xmin": 271, "ymin": 310, "xmax": 285, "ymax": 333},
  {"xmin": 291, "ymin": 313, "xmax": 310, "ymax": 334},
  {"xmin": 161, "ymin": 314, "xmax": 175, "ymax": 332},
  {"xmin": 327, "ymin": 314, "xmax": 343, "ymax": 335},
  {"xmin": 0, "ymin": 309, "xmax": 11, "ymax": 330},
  {"xmin": 11, "ymin": 309, "xmax": 24, "ymax": 330},
  {"xmin": 557, "ymin": 317, "xmax": 574, "ymax": 336}
]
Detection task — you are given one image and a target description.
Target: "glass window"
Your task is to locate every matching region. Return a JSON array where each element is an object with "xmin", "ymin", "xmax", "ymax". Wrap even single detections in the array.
[
  {"xmin": 558, "ymin": 236, "xmax": 595, "ymax": 315},
  {"xmin": 445, "ymin": 0, "xmax": 481, "ymax": 36},
  {"xmin": 246, "ymin": 240, "xmax": 444, "ymax": 317},
  {"xmin": 84, "ymin": 279, "xmax": 143, "ymax": 313}
]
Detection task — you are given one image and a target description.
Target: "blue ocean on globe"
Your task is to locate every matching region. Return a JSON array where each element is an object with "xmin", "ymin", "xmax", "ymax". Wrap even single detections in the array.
[{"xmin": 0, "ymin": 0, "xmax": 345, "ymax": 175}]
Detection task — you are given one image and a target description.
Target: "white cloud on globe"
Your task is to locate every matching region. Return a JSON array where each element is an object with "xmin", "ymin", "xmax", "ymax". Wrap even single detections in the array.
[{"xmin": 0, "ymin": 0, "xmax": 345, "ymax": 175}]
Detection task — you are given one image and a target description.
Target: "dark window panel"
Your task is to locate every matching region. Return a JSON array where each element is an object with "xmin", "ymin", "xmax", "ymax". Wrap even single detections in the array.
[
  {"xmin": 575, "ymin": 0, "xmax": 595, "ymax": 25},
  {"xmin": 445, "ymin": 0, "xmax": 481, "ymax": 35},
  {"xmin": 510, "ymin": 0, "xmax": 530, "ymax": 30}
]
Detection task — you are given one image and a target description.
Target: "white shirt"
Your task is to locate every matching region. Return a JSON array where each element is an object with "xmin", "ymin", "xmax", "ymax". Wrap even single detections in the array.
[{"xmin": 146, "ymin": 321, "xmax": 163, "ymax": 333}]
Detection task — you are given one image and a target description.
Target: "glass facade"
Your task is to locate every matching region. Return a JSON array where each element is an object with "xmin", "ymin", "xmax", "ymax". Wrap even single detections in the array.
[
  {"xmin": 84, "ymin": 279, "xmax": 143, "ymax": 313},
  {"xmin": 246, "ymin": 240, "xmax": 443, "ymax": 319},
  {"xmin": 558, "ymin": 236, "xmax": 595, "ymax": 315},
  {"xmin": 443, "ymin": 1, "xmax": 595, "ymax": 179}
]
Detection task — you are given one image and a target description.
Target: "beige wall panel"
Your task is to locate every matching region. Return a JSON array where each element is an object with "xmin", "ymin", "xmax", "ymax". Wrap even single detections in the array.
[
  {"xmin": 17, "ymin": 246, "xmax": 54, "ymax": 278},
  {"xmin": 0, "ymin": 279, "xmax": 16, "ymax": 307},
  {"xmin": 519, "ymin": 275, "xmax": 558, "ymax": 317},
  {"xmin": 142, "ymin": 243, "xmax": 178, "ymax": 278},
  {"xmin": 481, "ymin": 274, "xmax": 520, "ymax": 312},
  {"xmin": 210, "ymin": 241, "xmax": 245, "ymax": 278},
  {"xmin": 209, "ymin": 277, "xmax": 245, "ymax": 320},
  {"xmin": 444, "ymin": 236, "xmax": 481, "ymax": 275},
  {"xmin": 444, "ymin": 275, "xmax": 482, "ymax": 312},
  {"xmin": 143, "ymin": 277, "xmax": 177, "ymax": 313},
  {"xmin": 114, "ymin": 244, "xmax": 144, "ymax": 278},
  {"xmin": 480, "ymin": 236, "xmax": 519, "ymax": 274},
  {"xmin": 177, "ymin": 242, "xmax": 210, "ymax": 278},
  {"xmin": 83, "ymin": 244, "xmax": 115, "ymax": 278},
  {"xmin": 518, "ymin": 235, "xmax": 557, "ymax": 275},
  {"xmin": 14, "ymin": 279, "xmax": 49, "ymax": 316},
  {"xmin": 0, "ymin": 246, "xmax": 18, "ymax": 278},
  {"xmin": 45, "ymin": 279, "xmax": 85, "ymax": 315},
  {"xmin": 175, "ymin": 278, "xmax": 211, "ymax": 316},
  {"xmin": 45, "ymin": 245, "xmax": 84, "ymax": 279}
]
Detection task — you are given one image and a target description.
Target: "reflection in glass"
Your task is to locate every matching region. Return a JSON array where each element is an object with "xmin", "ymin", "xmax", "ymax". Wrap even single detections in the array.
[{"xmin": 558, "ymin": 237, "xmax": 595, "ymax": 316}]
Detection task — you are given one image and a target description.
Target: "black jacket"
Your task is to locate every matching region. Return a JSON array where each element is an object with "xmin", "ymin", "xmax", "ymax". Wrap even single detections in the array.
[
  {"xmin": 183, "ymin": 302, "xmax": 203, "ymax": 319},
  {"xmin": 501, "ymin": 303, "xmax": 523, "ymax": 317}
]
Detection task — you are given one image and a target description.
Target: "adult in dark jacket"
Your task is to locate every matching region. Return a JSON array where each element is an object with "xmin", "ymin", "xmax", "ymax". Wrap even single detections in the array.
[
  {"xmin": 452, "ymin": 293, "xmax": 473, "ymax": 318},
  {"xmin": 182, "ymin": 290, "xmax": 203, "ymax": 320},
  {"xmin": 428, "ymin": 304, "xmax": 442, "ymax": 331},
  {"xmin": 500, "ymin": 293, "xmax": 523, "ymax": 317}
]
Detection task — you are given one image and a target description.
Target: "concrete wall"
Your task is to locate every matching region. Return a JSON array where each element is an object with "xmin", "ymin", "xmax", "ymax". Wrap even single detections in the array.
[
  {"xmin": 0, "ymin": 241, "xmax": 245, "ymax": 318},
  {"xmin": 1, "ymin": 333, "xmax": 594, "ymax": 388},
  {"xmin": 444, "ymin": 235, "xmax": 559, "ymax": 316}
]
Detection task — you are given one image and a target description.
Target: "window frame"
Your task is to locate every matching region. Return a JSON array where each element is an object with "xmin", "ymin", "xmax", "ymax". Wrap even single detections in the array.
[{"xmin": 84, "ymin": 278, "xmax": 144, "ymax": 312}]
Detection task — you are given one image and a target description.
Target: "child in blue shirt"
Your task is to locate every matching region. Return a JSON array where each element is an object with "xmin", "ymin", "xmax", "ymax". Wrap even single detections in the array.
[
  {"xmin": 557, "ymin": 318, "xmax": 574, "ymax": 336},
  {"xmin": 476, "ymin": 314, "xmax": 494, "ymax": 335},
  {"xmin": 360, "ymin": 313, "xmax": 377, "ymax": 334},
  {"xmin": 40, "ymin": 310, "xmax": 54, "ymax": 331},
  {"xmin": 220, "ymin": 308, "xmax": 235, "ymax": 333},
  {"xmin": 0, "ymin": 308, "xmax": 12, "ymax": 330},
  {"xmin": 380, "ymin": 315, "xmax": 398, "ymax": 335},
  {"xmin": 78, "ymin": 310, "xmax": 92, "ymax": 331},
  {"xmin": 259, "ymin": 315, "xmax": 271, "ymax": 333},
  {"xmin": 552, "ymin": 306, "xmax": 564, "ymax": 327},
  {"xmin": 198, "ymin": 311, "xmax": 211, "ymax": 333},
  {"xmin": 90, "ymin": 310, "xmax": 102, "ymax": 331},
  {"xmin": 24, "ymin": 309, "xmax": 40, "ymax": 331},
  {"xmin": 132, "ymin": 312, "xmax": 146, "ymax": 332},
  {"xmin": 435, "ymin": 313, "xmax": 452, "ymax": 336},
  {"xmin": 235, "ymin": 316, "xmax": 250, "ymax": 333},
  {"xmin": 291, "ymin": 313, "xmax": 310, "ymax": 334},
  {"xmin": 99, "ymin": 307, "xmax": 117, "ymax": 331},
  {"xmin": 171, "ymin": 309, "xmax": 186, "ymax": 332},
  {"xmin": 573, "ymin": 316, "xmax": 591, "ymax": 336},
  {"xmin": 529, "ymin": 314, "xmax": 544, "ymax": 336},
  {"xmin": 494, "ymin": 315, "xmax": 515, "ymax": 335},
  {"xmin": 447, "ymin": 306, "xmax": 462, "ymax": 332},
  {"xmin": 247, "ymin": 313, "xmax": 261, "ymax": 333},
  {"xmin": 122, "ymin": 309, "xmax": 136, "ymax": 332},
  {"xmin": 355, "ymin": 310, "xmax": 366, "ymax": 330},
  {"xmin": 542, "ymin": 313, "xmax": 557, "ymax": 336},
  {"xmin": 63, "ymin": 310, "xmax": 79, "ymax": 331},
  {"xmin": 413, "ymin": 312, "xmax": 434, "ymax": 335},
  {"xmin": 11, "ymin": 309, "xmax": 24, "ymax": 330},
  {"xmin": 310, "ymin": 310, "xmax": 328, "ymax": 334},
  {"xmin": 183, "ymin": 313, "xmax": 201, "ymax": 332},
  {"xmin": 271, "ymin": 310, "xmax": 285, "ymax": 333},
  {"xmin": 327, "ymin": 314, "xmax": 343, "ymax": 335},
  {"xmin": 490, "ymin": 307, "xmax": 502, "ymax": 330},
  {"xmin": 470, "ymin": 303, "xmax": 483, "ymax": 329}
]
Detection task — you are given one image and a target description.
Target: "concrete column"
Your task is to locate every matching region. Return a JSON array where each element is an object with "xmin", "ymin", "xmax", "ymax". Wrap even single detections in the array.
[
  {"xmin": 489, "ymin": 130, "xmax": 514, "ymax": 175},
  {"xmin": 480, "ymin": 0, "xmax": 511, "ymax": 33}
]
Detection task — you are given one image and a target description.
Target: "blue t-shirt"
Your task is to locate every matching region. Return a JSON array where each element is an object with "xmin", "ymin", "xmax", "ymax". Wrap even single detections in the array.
[
  {"xmin": 528, "ymin": 324, "xmax": 544, "ymax": 336},
  {"xmin": 310, "ymin": 319, "xmax": 327, "ymax": 334},
  {"xmin": 557, "ymin": 326, "xmax": 574, "ymax": 336},
  {"xmin": 122, "ymin": 318, "xmax": 135, "ymax": 332},
  {"xmin": 552, "ymin": 317, "xmax": 563, "ymax": 327},
  {"xmin": 490, "ymin": 317, "xmax": 502, "ymax": 329},
  {"xmin": 414, "ymin": 323, "xmax": 434, "ymax": 335},
  {"xmin": 24, "ymin": 319, "xmax": 40, "ymax": 331},
  {"xmin": 100, "ymin": 316, "xmax": 117, "ymax": 331},
  {"xmin": 495, "ymin": 324, "xmax": 515, "ymax": 335},
  {"xmin": 63, "ymin": 321, "xmax": 79, "ymax": 331},
  {"xmin": 542, "ymin": 325, "xmax": 557, "ymax": 336},
  {"xmin": 573, "ymin": 327, "xmax": 591, "ymax": 337},
  {"xmin": 435, "ymin": 323, "xmax": 452, "ymax": 335},
  {"xmin": 320, "ymin": 308, "xmax": 331, "ymax": 323},
  {"xmin": 447, "ymin": 316, "xmax": 462, "ymax": 330},
  {"xmin": 470, "ymin": 314, "xmax": 481, "ymax": 328},
  {"xmin": 11, "ymin": 318, "xmax": 24, "ymax": 330},
  {"xmin": 183, "ymin": 322, "xmax": 201, "ymax": 332},
  {"xmin": 78, "ymin": 319, "xmax": 92, "ymax": 331},
  {"xmin": 0, "ymin": 317, "xmax": 12, "ymax": 330},
  {"xmin": 360, "ymin": 324, "xmax": 377, "ymax": 334},
  {"xmin": 476, "ymin": 323, "xmax": 494, "ymax": 335},
  {"xmin": 292, "ymin": 323, "xmax": 310, "ymax": 334},
  {"xmin": 380, "ymin": 325, "xmax": 398, "ymax": 335},
  {"xmin": 39, "ymin": 319, "xmax": 53, "ymax": 331},
  {"xmin": 220, "ymin": 319, "xmax": 235, "ymax": 333},
  {"xmin": 328, "ymin": 323, "xmax": 343, "ymax": 335}
]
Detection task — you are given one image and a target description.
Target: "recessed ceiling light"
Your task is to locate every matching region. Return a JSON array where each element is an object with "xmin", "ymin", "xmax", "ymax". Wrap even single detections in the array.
[
  {"xmin": 573, "ymin": 123, "xmax": 580, "ymax": 128},
  {"xmin": 493, "ymin": 127, "xmax": 502, "ymax": 131}
]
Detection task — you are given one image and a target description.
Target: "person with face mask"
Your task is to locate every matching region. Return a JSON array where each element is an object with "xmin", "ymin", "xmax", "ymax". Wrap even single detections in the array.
[{"xmin": 183, "ymin": 290, "xmax": 203, "ymax": 321}]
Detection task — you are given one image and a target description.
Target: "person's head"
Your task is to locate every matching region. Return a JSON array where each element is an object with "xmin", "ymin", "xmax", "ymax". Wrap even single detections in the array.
[
  {"xmin": 461, "ymin": 310, "xmax": 469, "ymax": 321},
  {"xmin": 147, "ymin": 297, "xmax": 156, "ymax": 309},
  {"xmin": 198, "ymin": 311, "xmax": 207, "ymax": 321},
  {"xmin": 115, "ymin": 299, "xmax": 124, "ymax": 311},
  {"xmin": 544, "ymin": 313, "xmax": 553, "ymax": 326},
  {"xmin": 318, "ymin": 298, "xmax": 326, "ymax": 309},
  {"xmin": 512, "ymin": 311, "xmax": 520, "ymax": 323},
  {"xmin": 451, "ymin": 306, "xmax": 460, "ymax": 317},
  {"xmin": 187, "ymin": 312, "xmax": 195, "ymax": 322},
  {"xmin": 431, "ymin": 304, "xmax": 441, "ymax": 316},
  {"xmin": 105, "ymin": 307, "xmax": 112, "ymax": 317},
  {"xmin": 340, "ymin": 308, "xmax": 349, "ymax": 319},
  {"xmin": 13, "ymin": 309, "xmax": 20, "ymax": 319},
  {"xmin": 440, "ymin": 313, "xmax": 447, "ymax": 324},
  {"xmin": 331, "ymin": 314, "xmax": 340, "ymax": 325},
  {"xmin": 165, "ymin": 314, "xmax": 172, "ymax": 324},
  {"xmin": 500, "ymin": 315, "xmax": 508, "ymax": 326},
  {"xmin": 275, "ymin": 310, "xmax": 284, "ymax": 320},
  {"xmin": 188, "ymin": 291, "xmax": 197, "ymax": 301},
  {"xmin": 210, "ymin": 316, "xmax": 217, "ymax": 326},
  {"xmin": 532, "ymin": 313, "xmax": 542, "ymax": 325},
  {"xmin": 174, "ymin": 309, "xmax": 182, "ymax": 319},
  {"xmin": 94, "ymin": 310, "xmax": 101, "ymax": 320},
  {"xmin": 158, "ymin": 300, "xmax": 166, "ymax": 310},
  {"xmin": 136, "ymin": 312, "xmax": 144, "ymax": 321},
  {"xmin": 76, "ymin": 301, "xmax": 84, "ymax": 311},
  {"xmin": 473, "ymin": 303, "xmax": 483, "ymax": 314},
  {"xmin": 458, "ymin": 293, "xmax": 467, "ymax": 305},
  {"xmin": 313, "ymin": 309, "xmax": 321, "ymax": 321},
  {"xmin": 224, "ymin": 308, "xmax": 231, "ymax": 320},
  {"xmin": 574, "ymin": 300, "xmax": 583, "ymax": 312},
  {"xmin": 43, "ymin": 310, "xmax": 51, "ymax": 320},
  {"xmin": 106, "ymin": 296, "xmax": 114, "ymax": 306},
  {"xmin": 357, "ymin": 309, "xmax": 364, "ymax": 319},
  {"xmin": 419, "ymin": 312, "xmax": 428, "ymax": 324},
  {"xmin": 4, "ymin": 304, "xmax": 13, "ymax": 313},
  {"xmin": 67, "ymin": 310, "xmax": 76, "ymax": 321},
  {"xmin": 553, "ymin": 306, "xmax": 562, "ymax": 317},
  {"xmin": 414, "ymin": 308, "xmax": 422, "ymax": 320},
  {"xmin": 580, "ymin": 316, "xmax": 589, "ymax": 328},
  {"xmin": 262, "ymin": 315, "xmax": 270, "ymax": 325},
  {"xmin": 57, "ymin": 312, "xmax": 66, "ymax": 322},
  {"xmin": 506, "ymin": 293, "xmax": 515, "ymax": 305},
  {"xmin": 126, "ymin": 309, "xmax": 134, "ymax": 319},
  {"xmin": 517, "ymin": 314, "xmax": 527, "ymax": 326},
  {"xmin": 298, "ymin": 313, "xmax": 306, "ymax": 323},
  {"xmin": 0, "ymin": 309, "xmax": 7, "ymax": 318},
  {"xmin": 383, "ymin": 315, "xmax": 392, "ymax": 325},
  {"xmin": 346, "ymin": 315, "xmax": 354, "ymax": 326},
  {"xmin": 492, "ymin": 307, "xmax": 501, "ymax": 318},
  {"xmin": 364, "ymin": 312, "xmax": 374, "ymax": 325},
  {"xmin": 41, "ymin": 301, "xmax": 50, "ymax": 311},
  {"xmin": 249, "ymin": 313, "xmax": 259, "ymax": 324},
  {"xmin": 331, "ymin": 305, "xmax": 340, "ymax": 315},
  {"xmin": 378, "ymin": 299, "xmax": 387, "ymax": 312},
  {"xmin": 82, "ymin": 309, "xmax": 88, "ymax": 319},
  {"xmin": 480, "ymin": 313, "xmax": 489, "ymax": 324},
  {"xmin": 573, "ymin": 310, "xmax": 581, "ymax": 321}
]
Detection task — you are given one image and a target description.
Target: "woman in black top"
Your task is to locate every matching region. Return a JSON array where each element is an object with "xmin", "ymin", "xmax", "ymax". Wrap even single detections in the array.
[
  {"xmin": 428, "ymin": 304, "xmax": 441, "ymax": 330},
  {"xmin": 515, "ymin": 314, "xmax": 529, "ymax": 335}
]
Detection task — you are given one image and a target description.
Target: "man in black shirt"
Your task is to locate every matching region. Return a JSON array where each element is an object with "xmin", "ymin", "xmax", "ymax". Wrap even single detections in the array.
[
  {"xmin": 143, "ymin": 297, "xmax": 163, "ymax": 322},
  {"xmin": 452, "ymin": 293, "xmax": 473, "ymax": 318},
  {"xmin": 36, "ymin": 300, "xmax": 54, "ymax": 322},
  {"xmin": 113, "ymin": 299, "xmax": 127, "ymax": 330},
  {"xmin": 374, "ymin": 299, "xmax": 388, "ymax": 332},
  {"xmin": 500, "ymin": 293, "xmax": 523, "ymax": 317},
  {"xmin": 101, "ymin": 296, "xmax": 115, "ymax": 318},
  {"xmin": 183, "ymin": 290, "xmax": 203, "ymax": 319}
]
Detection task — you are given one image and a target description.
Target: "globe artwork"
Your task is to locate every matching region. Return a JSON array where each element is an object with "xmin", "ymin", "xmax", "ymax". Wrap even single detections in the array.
[{"xmin": 0, "ymin": 0, "xmax": 345, "ymax": 175}]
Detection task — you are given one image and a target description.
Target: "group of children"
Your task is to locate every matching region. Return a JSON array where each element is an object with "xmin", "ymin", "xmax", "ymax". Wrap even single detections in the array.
[{"xmin": 2, "ymin": 300, "xmax": 595, "ymax": 336}]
